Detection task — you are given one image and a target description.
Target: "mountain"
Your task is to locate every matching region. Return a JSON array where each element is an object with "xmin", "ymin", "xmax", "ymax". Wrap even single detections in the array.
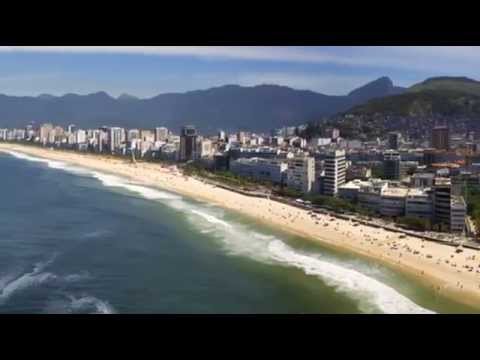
[
  {"xmin": 117, "ymin": 93, "xmax": 139, "ymax": 101},
  {"xmin": 347, "ymin": 77, "xmax": 480, "ymax": 117},
  {"xmin": 37, "ymin": 94, "xmax": 56, "ymax": 100},
  {"xmin": 348, "ymin": 76, "xmax": 405, "ymax": 103},
  {"xmin": 0, "ymin": 77, "xmax": 401, "ymax": 133},
  {"xmin": 408, "ymin": 76, "xmax": 480, "ymax": 96}
]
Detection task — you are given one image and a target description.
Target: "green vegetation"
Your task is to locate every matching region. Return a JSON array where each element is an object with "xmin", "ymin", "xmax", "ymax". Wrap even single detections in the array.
[
  {"xmin": 350, "ymin": 85, "xmax": 480, "ymax": 117},
  {"xmin": 409, "ymin": 77, "xmax": 480, "ymax": 97},
  {"xmin": 297, "ymin": 78, "xmax": 480, "ymax": 141},
  {"xmin": 214, "ymin": 170, "xmax": 262, "ymax": 188},
  {"xmin": 357, "ymin": 77, "xmax": 480, "ymax": 117},
  {"xmin": 371, "ymin": 164, "xmax": 384, "ymax": 179},
  {"xmin": 397, "ymin": 216, "xmax": 431, "ymax": 231},
  {"xmin": 303, "ymin": 194, "xmax": 355, "ymax": 212},
  {"xmin": 183, "ymin": 162, "xmax": 273, "ymax": 191},
  {"xmin": 302, "ymin": 194, "xmax": 375, "ymax": 217},
  {"xmin": 276, "ymin": 187, "xmax": 303, "ymax": 199},
  {"xmin": 464, "ymin": 185, "xmax": 480, "ymax": 234},
  {"xmin": 301, "ymin": 119, "xmax": 365, "ymax": 140},
  {"xmin": 182, "ymin": 162, "xmax": 209, "ymax": 177}
]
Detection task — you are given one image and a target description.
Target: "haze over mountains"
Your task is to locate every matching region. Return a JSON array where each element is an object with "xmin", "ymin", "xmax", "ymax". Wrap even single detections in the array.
[{"xmin": 0, "ymin": 76, "xmax": 406, "ymax": 133}]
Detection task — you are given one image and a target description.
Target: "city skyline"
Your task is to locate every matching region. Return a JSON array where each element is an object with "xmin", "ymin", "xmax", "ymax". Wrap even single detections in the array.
[
  {"xmin": 3, "ymin": 45, "xmax": 480, "ymax": 315},
  {"xmin": 1, "ymin": 46, "xmax": 480, "ymax": 97},
  {"xmin": 0, "ymin": 117, "xmax": 474, "ymax": 237}
]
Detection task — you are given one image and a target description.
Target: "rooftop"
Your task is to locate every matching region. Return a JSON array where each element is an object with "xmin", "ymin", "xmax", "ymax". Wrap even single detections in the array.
[
  {"xmin": 434, "ymin": 177, "xmax": 451, "ymax": 186},
  {"xmin": 326, "ymin": 149, "xmax": 346, "ymax": 157},
  {"xmin": 451, "ymin": 196, "xmax": 467, "ymax": 208},
  {"xmin": 339, "ymin": 178, "xmax": 388, "ymax": 191},
  {"xmin": 411, "ymin": 172, "xmax": 435, "ymax": 179},
  {"xmin": 431, "ymin": 163, "xmax": 461, "ymax": 169},
  {"xmin": 382, "ymin": 187, "xmax": 409, "ymax": 198},
  {"xmin": 407, "ymin": 188, "xmax": 431, "ymax": 197}
]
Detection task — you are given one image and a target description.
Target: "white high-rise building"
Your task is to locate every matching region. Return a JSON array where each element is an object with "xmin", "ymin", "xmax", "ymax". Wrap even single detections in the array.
[
  {"xmin": 237, "ymin": 131, "xmax": 247, "ymax": 145},
  {"xmin": 76, "ymin": 129, "xmax": 86, "ymax": 144},
  {"xmin": 155, "ymin": 127, "xmax": 169, "ymax": 142},
  {"xmin": 128, "ymin": 129, "xmax": 140, "ymax": 141},
  {"xmin": 109, "ymin": 127, "xmax": 124, "ymax": 153},
  {"xmin": 451, "ymin": 196, "xmax": 466, "ymax": 233},
  {"xmin": 67, "ymin": 132, "xmax": 76, "ymax": 144},
  {"xmin": 140, "ymin": 129, "xmax": 155, "ymax": 143},
  {"xmin": 40, "ymin": 123, "xmax": 53, "ymax": 144},
  {"xmin": 197, "ymin": 138, "xmax": 213, "ymax": 158},
  {"xmin": 323, "ymin": 150, "xmax": 346, "ymax": 196},
  {"xmin": 218, "ymin": 130, "xmax": 226, "ymax": 141},
  {"xmin": 0, "ymin": 129, "xmax": 7, "ymax": 140},
  {"xmin": 286, "ymin": 156, "xmax": 315, "ymax": 193},
  {"xmin": 67, "ymin": 124, "xmax": 77, "ymax": 134}
]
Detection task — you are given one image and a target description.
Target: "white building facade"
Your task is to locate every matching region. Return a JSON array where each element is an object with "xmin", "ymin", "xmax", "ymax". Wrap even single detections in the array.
[{"xmin": 323, "ymin": 150, "xmax": 346, "ymax": 196}]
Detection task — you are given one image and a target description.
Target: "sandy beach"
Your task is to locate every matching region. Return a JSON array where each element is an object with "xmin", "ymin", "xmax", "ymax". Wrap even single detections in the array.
[{"xmin": 2, "ymin": 143, "xmax": 480, "ymax": 310}]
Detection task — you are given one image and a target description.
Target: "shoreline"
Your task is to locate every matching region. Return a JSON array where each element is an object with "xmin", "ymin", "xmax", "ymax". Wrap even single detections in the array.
[{"xmin": 2, "ymin": 143, "xmax": 480, "ymax": 311}]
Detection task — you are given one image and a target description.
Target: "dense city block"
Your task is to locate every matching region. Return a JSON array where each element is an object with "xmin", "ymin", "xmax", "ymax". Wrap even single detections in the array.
[{"xmin": 1, "ymin": 119, "xmax": 477, "ymax": 240}]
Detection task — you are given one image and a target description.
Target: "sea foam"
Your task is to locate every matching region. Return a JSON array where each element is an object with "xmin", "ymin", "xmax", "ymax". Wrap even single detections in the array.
[
  {"xmin": 190, "ymin": 209, "xmax": 232, "ymax": 228},
  {"xmin": 183, "ymin": 207, "xmax": 435, "ymax": 314},
  {"xmin": 0, "ymin": 255, "xmax": 58, "ymax": 304},
  {"xmin": 3, "ymin": 150, "xmax": 90, "ymax": 175},
  {"xmin": 4, "ymin": 148, "xmax": 435, "ymax": 314},
  {"xmin": 67, "ymin": 295, "xmax": 115, "ymax": 314},
  {"xmin": 4, "ymin": 150, "xmax": 180, "ymax": 200},
  {"xmin": 267, "ymin": 240, "xmax": 434, "ymax": 314},
  {"xmin": 90, "ymin": 171, "xmax": 181, "ymax": 200},
  {"xmin": 0, "ymin": 254, "xmax": 90, "ymax": 305}
]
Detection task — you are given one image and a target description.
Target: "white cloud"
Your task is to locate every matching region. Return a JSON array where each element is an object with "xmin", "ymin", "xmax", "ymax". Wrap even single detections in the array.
[
  {"xmin": 1, "ymin": 46, "xmax": 480, "ymax": 97},
  {"xmin": 0, "ymin": 46, "xmax": 477, "ymax": 75},
  {"xmin": 0, "ymin": 46, "xmax": 340, "ymax": 63},
  {"xmin": 0, "ymin": 46, "xmax": 478, "ymax": 83}
]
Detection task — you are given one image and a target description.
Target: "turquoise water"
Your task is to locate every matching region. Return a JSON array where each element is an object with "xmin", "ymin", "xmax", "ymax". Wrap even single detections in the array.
[{"xmin": 0, "ymin": 150, "xmax": 477, "ymax": 314}]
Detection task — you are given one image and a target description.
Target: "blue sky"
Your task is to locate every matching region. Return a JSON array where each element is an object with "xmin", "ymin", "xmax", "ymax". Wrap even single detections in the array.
[{"xmin": 0, "ymin": 46, "xmax": 479, "ymax": 98}]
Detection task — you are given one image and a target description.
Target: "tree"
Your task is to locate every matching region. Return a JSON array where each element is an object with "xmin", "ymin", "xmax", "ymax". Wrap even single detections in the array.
[
  {"xmin": 371, "ymin": 165, "xmax": 384, "ymax": 179},
  {"xmin": 397, "ymin": 216, "xmax": 430, "ymax": 231}
]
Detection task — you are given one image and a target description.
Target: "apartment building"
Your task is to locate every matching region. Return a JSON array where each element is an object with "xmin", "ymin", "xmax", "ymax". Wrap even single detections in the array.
[
  {"xmin": 286, "ymin": 156, "xmax": 315, "ymax": 193},
  {"xmin": 405, "ymin": 188, "xmax": 434, "ymax": 220},
  {"xmin": 323, "ymin": 150, "xmax": 346, "ymax": 196},
  {"xmin": 230, "ymin": 157, "xmax": 288, "ymax": 184}
]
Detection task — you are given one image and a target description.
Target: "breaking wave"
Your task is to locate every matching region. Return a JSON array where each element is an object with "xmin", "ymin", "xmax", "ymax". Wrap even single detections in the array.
[
  {"xmin": 268, "ymin": 240, "xmax": 434, "ymax": 314},
  {"xmin": 183, "ymin": 207, "xmax": 434, "ymax": 314},
  {"xmin": 4, "ymin": 148, "xmax": 435, "ymax": 314},
  {"xmin": 3, "ymin": 150, "xmax": 91, "ymax": 175},
  {"xmin": 44, "ymin": 294, "xmax": 115, "ymax": 314},
  {"xmin": 90, "ymin": 171, "xmax": 181, "ymax": 200},
  {"xmin": 67, "ymin": 295, "xmax": 115, "ymax": 314},
  {"xmin": 4, "ymin": 150, "xmax": 180, "ymax": 199},
  {"xmin": 0, "ymin": 271, "xmax": 55, "ymax": 305},
  {"xmin": 0, "ymin": 255, "xmax": 57, "ymax": 304},
  {"xmin": 0, "ymin": 255, "xmax": 90, "ymax": 305},
  {"xmin": 190, "ymin": 209, "xmax": 232, "ymax": 228},
  {"xmin": 81, "ymin": 230, "xmax": 113, "ymax": 239},
  {"xmin": 63, "ymin": 272, "xmax": 91, "ymax": 282}
]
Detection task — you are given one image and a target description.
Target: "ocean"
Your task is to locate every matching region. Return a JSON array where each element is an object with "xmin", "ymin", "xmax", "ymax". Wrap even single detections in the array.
[{"xmin": 0, "ymin": 150, "xmax": 476, "ymax": 314}]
